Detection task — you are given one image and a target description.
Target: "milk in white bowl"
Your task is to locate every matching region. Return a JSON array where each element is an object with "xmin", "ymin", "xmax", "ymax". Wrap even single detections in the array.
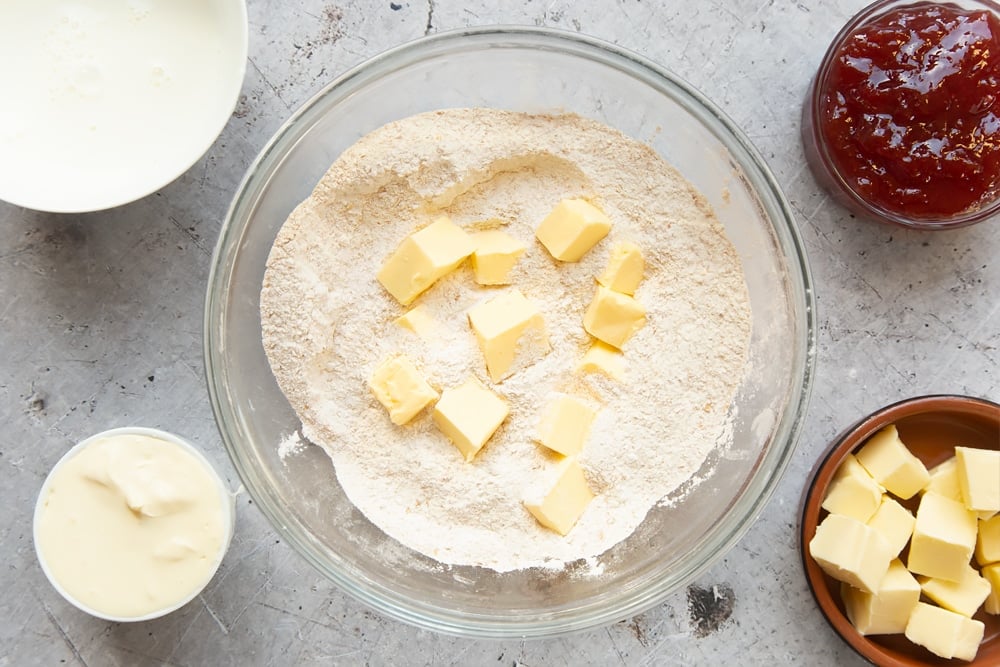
[{"xmin": 0, "ymin": 0, "xmax": 248, "ymax": 213}]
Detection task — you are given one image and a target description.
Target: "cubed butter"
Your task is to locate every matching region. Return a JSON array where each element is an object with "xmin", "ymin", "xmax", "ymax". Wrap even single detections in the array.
[
  {"xmin": 470, "ymin": 230, "xmax": 526, "ymax": 285},
  {"xmin": 577, "ymin": 340, "xmax": 625, "ymax": 380},
  {"xmin": 924, "ymin": 456, "xmax": 963, "ymax": 502},
  {"xmin": 597, "ymin": 241, "xmax": 644, "ymax": 295},
  {"xmin": 394, "ymin": 304, "xmax": 437, "ymax": 338},
  {"xmin": 376, "ymin": 216, "xmax": 475, "ymax": 305},
  {"xmin": 822, "ymin": 454, "xmax": 884, "ymax": 523},
  {"xmin": 983, "ymin": 563, "xmax": 1000, "ymax": 614},
  {"xmin": 866, "ymin": 495, "xmax": 915, "ymax": 557},
  {"xmin": 534, "ymin": 395, "xmax": 597, "ymax": 457},
  {"xmin": 523, "ymin": 458, "xmax": 594, "ymax": 536},
  {"xmin": 369, "ymin": 356, "xmax": 438, "ymax": 425},
  {"xmin": 907, "ymin": 492, "xmax": 979, "ymax": 582},
  {"xmin": 467, "ymin": 289, "xmax": 550, "ymax": 382},
  {"xmin": 904, "ymin": 602, "xmax": 985, "ymax": 662},
  {"xmin": 955, "ymin": 446, "xmax": 1000, "ymax": 514},
  {"xmin": 977, "ymin": 514, "xmax": 1000, "ymax": 566},
  {"xmin": 583, "ymin": 285, "xmax": 646, "ymax": 349},
  {"xmin": 535, "ymin": 198, "xmax": 611, "ymax": 262},
  {"xmin": 918, "ymin": 564, "xmax": 992, "ymax": 618},
  {"xmin": 808, "ymin": 513, "xmax": 894, "ymax": 593},
  {"xmin": 855, "ymin": 424, "xmax": 930, "ymax": 500},
  {"xmin": 432, "ymin": 378, "xmax": 508, "ymax": 462},
  {"xmin": 841, "ymin": 559, "xmax": 921, "ymax": 635}
]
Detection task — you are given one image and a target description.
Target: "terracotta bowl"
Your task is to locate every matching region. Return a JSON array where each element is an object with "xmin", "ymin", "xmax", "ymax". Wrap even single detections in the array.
[{"xmin": 800, "ymin": 395, "xmax": 1000, "ymax": 666}]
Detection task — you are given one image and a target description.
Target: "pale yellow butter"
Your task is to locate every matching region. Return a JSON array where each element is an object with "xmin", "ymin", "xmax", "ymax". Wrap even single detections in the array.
[
  {"xmin": 467, "ymin": 289, "xmax": 550, "ymax": 383},
  {"xmin": 535, "ymin": 198, "xmax": 611, "ymax": 262},
  {"xmin": 904, "ymin": 601, "xmax": 985, "ymax": 662},
  {"xmin": 577, "ymin": 340, "xmax": 625, "ymax": 380},
  {"xmin": 822, "ymin": 454, "xmax": 884, "ymax": 523},
  {"xmin": 841, "ymin": 559, "xmax": 920, "ymax": 636},
  {"xmin": 866, "ymin": 495, "xmax": 915, "ymax": 558},
  {"xmin": 583, "ymin": 285, "xmax": 646, "ymax": 349},
  {"xmin": 855, "ymin": 425, "xmax": 929, "ymax": 500},
  {"xmin": 524, "ymin": 457, "xmax": 594, "ymax": 536},
  {"xmin": 983, "ymin": 563, "xmax": 1000, "ymax": 614},
  {"xmin": 534, "ymin": 395, "xmax": 597, "ymax": 457},
  {"xmin": 377, "ymin": 216, "xmax": 475, "ymax": 305},
  {"xmin": 597, "ymin": 241, "xmax": 644, "ymax": 295},
  {"xmin": 808, "ymin": 513, "xmax": 894, "ymax": 593},
  {"xmin": 955, "ymin": 446, "xmax": 1000, "ymax": 514},
  {"xmin": 976, "ymin": 514, "xmax": 1000, "ymax": 566},
  {"xmin": 924, "ymin": 456, "xmax": 963, "ymax": 502},
  {"xmin": 470, "ymin": 229, "xmax": 526, "ymax": 285},
  {"xmin": 918, "ymin": 564, "xmax": 992, "ymax": 618},
  {"xmin": 432, "ymin": 377, "xmax": 508, "ymax": 462},
  {"xmin": 908, "ymin": 492, "xmax": 979, "ymax": 582},
  {"xmin": 369, "ymin": 356, "xmax": 438, "ymax": 425},
  {"xmin": 394, "ymin": 304, "xmax": 437, "ymax": 338}
]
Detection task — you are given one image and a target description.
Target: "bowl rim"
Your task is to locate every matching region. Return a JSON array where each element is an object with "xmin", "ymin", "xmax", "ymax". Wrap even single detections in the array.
[
  {"xmin": 799, "ymin": 393, "xmax": 1000, "ymax": 665},
  {"xmin": 205, "ymin": 24, "xmax": 817, "ymax": 638},
  {"xmin": 803, "ymin": 0, "xmax": 1000, "ymax": 230},
  {"xmin": 33, "ymin": 426, "xmax": 236, "ymax": 623}
]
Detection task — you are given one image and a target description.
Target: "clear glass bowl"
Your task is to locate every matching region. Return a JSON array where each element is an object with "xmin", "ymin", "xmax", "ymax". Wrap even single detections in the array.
[{"xmin": 205, "ymin": 27, "xmax": 815, "ymax": 638}]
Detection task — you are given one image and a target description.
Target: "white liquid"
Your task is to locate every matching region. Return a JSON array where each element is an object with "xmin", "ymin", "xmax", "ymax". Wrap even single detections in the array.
[{"xmin": 0, "ymin": 0, "xmax": 246, "ymax": 212}]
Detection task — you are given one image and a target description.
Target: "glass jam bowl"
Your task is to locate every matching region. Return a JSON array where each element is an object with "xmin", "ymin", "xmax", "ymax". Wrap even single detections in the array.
[
  {"xmin": 205, "ymin": 27, "xmax": 815, "ymax": 638},
  {"xmin": 802, "ymin": 0, "xmax": 1000, "ymax": 230}
]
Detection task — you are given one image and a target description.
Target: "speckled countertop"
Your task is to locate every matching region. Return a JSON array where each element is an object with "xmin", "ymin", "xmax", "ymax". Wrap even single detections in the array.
[{"xmin": 2, "ymin": 1, "xmax": 997, "ymax": 665}]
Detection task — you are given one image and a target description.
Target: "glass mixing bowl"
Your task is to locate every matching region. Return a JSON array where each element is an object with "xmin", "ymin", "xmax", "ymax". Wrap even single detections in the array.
[{"xmin": 205, "ymin": 27, "xmax": 815, "ymax": 638}]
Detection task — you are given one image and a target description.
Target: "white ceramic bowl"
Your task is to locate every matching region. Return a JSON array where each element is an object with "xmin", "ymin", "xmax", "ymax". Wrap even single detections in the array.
[
  {"xmin": 0, "ymin": 0, "xmax": 248, "ymax": 213},
  {"xmin": 34, "ymin": 427, "xmax": 235, "ymax": 622}
]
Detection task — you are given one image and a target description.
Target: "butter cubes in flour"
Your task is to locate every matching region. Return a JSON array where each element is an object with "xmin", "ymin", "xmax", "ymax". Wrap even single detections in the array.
[
  {"xmin": 523, "ymin": 457, "xmax": 595, "ymax": 536},
  {"xmin": 377, "ymin": 216, "xmax": 475, "ymax": 305},
  {"xmin": 468, "ymin": 289, "xmax": 550, "ymax": 383},
  {"xmin": 535, "ymin": 198, "xmax": 611, "ymax": 262},
  {"xmin": 369, "ymin": 356, "xmax": 438, "ymax": 425},
  {"xmin": 432, "ymin": 377, "xmax": 509, "ymax": 462}
]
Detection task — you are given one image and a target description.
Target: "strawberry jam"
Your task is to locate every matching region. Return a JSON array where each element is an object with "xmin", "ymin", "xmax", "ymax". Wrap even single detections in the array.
[{"xmin": 816, "ymin": 2, "xmax": 1000, "ymax": 221}]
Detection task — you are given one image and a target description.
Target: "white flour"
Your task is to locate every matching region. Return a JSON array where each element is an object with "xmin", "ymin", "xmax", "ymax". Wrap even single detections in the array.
[{"xmin": 260, "ymin": 109, "xmax": 751, "ymax": 572}]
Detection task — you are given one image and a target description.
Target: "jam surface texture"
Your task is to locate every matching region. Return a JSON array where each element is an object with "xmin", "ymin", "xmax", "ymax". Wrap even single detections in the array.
[{"xmin": 819, "ymin": 2, "xmax": 1000, "ymax": 218}]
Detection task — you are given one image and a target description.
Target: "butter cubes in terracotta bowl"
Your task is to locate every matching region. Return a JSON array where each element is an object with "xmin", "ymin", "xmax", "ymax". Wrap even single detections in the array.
[{"xmin": 801, "ymin": 395, "xmax": 1000, "ymax": 665}]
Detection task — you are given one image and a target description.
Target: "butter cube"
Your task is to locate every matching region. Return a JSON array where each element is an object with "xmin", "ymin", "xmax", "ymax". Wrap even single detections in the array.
[
  {"xmin": 535, "ymin": 198, "xmax": 611, "ymax": 262},
  {"xmin": 983, "ymin": 563, "xmax": 1000, "ymax": 614},
  {"xmin": 841, "ymin": 559, "xmax": 921, "ymax": 635},
  {"xmin": 470, "ymin": 230, "xmax": 526, "ymax": 285},
  {"xmin": 369, "ymin": 356, "xmax": 439, "ymax": 425},
  {"xmin": 377, "ymin": 216, "xmax": 475, "ymax": 305},
  {"xmin": 534, "ymin": 395, "xmax": 597, "ymax": 457},
  {"xmin": 904, "ymin": 602, "xmax": 985, "ymax": 662},
  {"xmin": 867, "ymin": 495, "xmax": 915, "ymax": 557},
  {"xmin": 855, "ymin": 425, "xmax": 930, "ymax": 500},
  {"xmin": 924, "ymin": 457, "xmax": 963, "ymax": 502},
  {"xmin": 976, "ymin": 514, "xmax": 1000, "ymax": 566},
  {"xmin": 955, "ymin": 446, "xmax": 1000, "ymax": 514},
  {"xmin": 432, "ymin": 378, "xmax": 509, "ymax": 462},
  {"xmin": 908, "ymin": 492, "xmax": 979, "ymax": 582},
  {"xmin": 918, "ymin": 564, "xmax": 992, "ymax": 618},
  {"xmin": 822, "ymin": 454, "xmax": 884, "ymax": 523},
  {"xmin": 577, "ymin": 340, "xmax": 625, "ymax": 380},
  {"xmin": 394, "ymin": 304, "xmax": 437, "ymax": 338},
  {"xmin": 583, "ymin": 286, "xmax": 646, "ymax": 349},
  {"xmin": 597, "ymin": 242, "xmax": 644, "ymax": 295},
  {"xmin": 524, "ymin": 458, "xmax": 594, "ymax": 535},
  {"xmin": 467, "ymin": 289, "xmax": 550, "ymax": 383},
  {"xmin": 808, "ymin": 513, "xmax": 894, "ymax": 593}
]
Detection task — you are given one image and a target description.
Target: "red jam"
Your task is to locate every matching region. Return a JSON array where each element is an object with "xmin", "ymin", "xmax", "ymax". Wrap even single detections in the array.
[{"xmin": 817, "ymin": 2, "xmax": 1000, "ymax": 219}]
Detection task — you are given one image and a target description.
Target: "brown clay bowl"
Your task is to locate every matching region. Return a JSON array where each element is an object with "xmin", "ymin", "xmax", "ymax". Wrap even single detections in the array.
[{"xmin": 800, "ymin": 395, "xmax": 1000, "ymax": 666}]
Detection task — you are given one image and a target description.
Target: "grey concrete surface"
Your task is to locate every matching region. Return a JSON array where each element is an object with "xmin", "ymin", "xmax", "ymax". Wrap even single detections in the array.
[{"xmin": 2, "ymin": 1, "xmax": 998, "ymax": 665}]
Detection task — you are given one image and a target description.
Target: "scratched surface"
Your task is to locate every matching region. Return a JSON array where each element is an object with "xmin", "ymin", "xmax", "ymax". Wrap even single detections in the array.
[{"xmin": 2, "ymin": 1, "xmax": 998, "ymax": 665}]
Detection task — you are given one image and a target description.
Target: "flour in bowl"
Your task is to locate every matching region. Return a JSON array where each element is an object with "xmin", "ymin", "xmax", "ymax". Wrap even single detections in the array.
[{"xmin": 260, "ymin": 109, "xmax": 751, "ymax": 572}]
